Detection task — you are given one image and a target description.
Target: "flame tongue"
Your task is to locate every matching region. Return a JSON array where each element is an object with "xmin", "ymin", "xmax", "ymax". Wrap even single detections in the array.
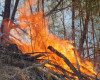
[{"xmin": 2, "ymin": 0, "xmax": 97, "ymax": 79}]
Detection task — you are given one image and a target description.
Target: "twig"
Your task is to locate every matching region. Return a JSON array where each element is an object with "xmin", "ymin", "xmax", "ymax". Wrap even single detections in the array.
[
  {"xmin": 63, "ymin": 71, "xmax": 72, "ymax": 80},
  {"xmin": 82, "ymin": 73, "xmax": 100, "ymax": 80},
  {"xmin": 26, "ymin": 52, "xmax": 50, "ymax": 54},
  {"xmin": 1, "ymin": 47, "xmax": 45, "ymax": 62},
  {"xmin": 45, "ymin": 0, "xmax": 63, "ymax": 16},
  {"xmin": 73, "ymin": 48, "xmax": 82, "ymax": 78},
  {"xmin": 25, "ymin": 54, "xmax": 44, "ymax": 61},
  {"xmin": 51, "ymin": 71, "xmax": 75, "ymax": 80},
  {"xmin": 49, "ymin": 63, "xmax": 75, "ymax": 76}
]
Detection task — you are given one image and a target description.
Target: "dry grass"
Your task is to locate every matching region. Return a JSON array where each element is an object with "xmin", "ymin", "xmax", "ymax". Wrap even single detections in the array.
[
  {"xmin": 0, "ymin": 45, "xmax": 60, "ymax": 80},
  {"xmin": 0, "ymin": 57, "xmax": 60, "ymax": 80}
]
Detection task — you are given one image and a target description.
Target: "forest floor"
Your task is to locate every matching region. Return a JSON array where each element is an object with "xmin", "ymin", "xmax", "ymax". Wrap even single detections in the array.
[
  {"xmin": 0, "ymin": 44, "xmax": 59, "ymax": 80},
  {"xmin": 0, "ymin": 44, "xmax": 100, "ymax": 80}
]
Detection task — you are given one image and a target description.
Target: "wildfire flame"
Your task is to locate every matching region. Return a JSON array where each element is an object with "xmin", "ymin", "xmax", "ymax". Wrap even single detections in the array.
[{"xmin": 1, "ymin": 0, "xmax": 98, "ymax": 79}]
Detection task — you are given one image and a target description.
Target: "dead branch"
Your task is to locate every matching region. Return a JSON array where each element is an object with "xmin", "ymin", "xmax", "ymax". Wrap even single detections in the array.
[
  {"xmin": 26, "ymin": 52, "xmax": 50, "ymax": 54},
  {"xmin": 82, "ymin": 73, "xmax": 100, "ymax": 80},
  {"xmin": 25, "ymin": 54, "xmax": 44, "ymax": 61},
  {"xmin": 45, "ymin": 0, "xmax": 63, "ymax": 16},
  {"xmin": 51, "ymin": 71, "xmax": 75, "ymax": 80},
  {"xmin": 48, "ymin": 46, "xmax": 83, "ymax": 80},
  {"xmin": 73, "ymin": 49, "xmax": 82, "ymax": 78},
  {"xmin": 49, "ymin": 63, "xmax": 75, "ymax": 80},
  {"xmin": 3, "ymin": 51, "xmax": 44, "ymax": 62},
  {"xmin": 49, "ymin": 63, "xmax": 75, "ymax": 76},
  {"xmin": 8, "ymin": 60, "xmax": 50, "ymax": 79},
  {"xmin": 0, "ymin": 44, "xmax": 45, "ymax": 63}
]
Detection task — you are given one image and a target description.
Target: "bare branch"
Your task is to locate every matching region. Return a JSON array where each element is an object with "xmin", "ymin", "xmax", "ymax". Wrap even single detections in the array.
[{"xmin": 45, "ymin": 0, "xmax": 63, "ymax": 16}]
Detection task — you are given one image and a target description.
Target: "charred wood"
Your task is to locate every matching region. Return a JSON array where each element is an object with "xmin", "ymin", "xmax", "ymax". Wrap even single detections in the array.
[
  {"xmin": 0, "ymin": 44, "xmax": 45, "ymax": 62},
  {"xmin": 48, "ymin": 46, "xmax": 83, "ymax": 80},
  {"xmin": 49, "ymin": 63, "xmax": 75, "ymax": 76}
]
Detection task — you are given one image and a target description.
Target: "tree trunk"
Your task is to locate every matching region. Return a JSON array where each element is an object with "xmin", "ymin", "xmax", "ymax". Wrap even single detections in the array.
[
  {"xmin": 37, "ymin": 0, "xmax": 40, "ymax": 12},
  {"xmin": 72, "ymin": 0, "xmax": 75, "ymax": 47},
  {"xmin": 79, "ymin": 1, "xmax": 90, "ymax": 57},
  {"xmin": 86, "ymin": 31, "xmax": 89, "ymax": 60},
  {"xmin": 1, "ymin": 0, "xmax": 11, "ymax": 45},
  {"xmin": 11, "ymin": 0, "xmax": 19, "ymax": 20},
  {"xmin": 61, "ymin": 1, "xmax": 66, "ymax": 39}
]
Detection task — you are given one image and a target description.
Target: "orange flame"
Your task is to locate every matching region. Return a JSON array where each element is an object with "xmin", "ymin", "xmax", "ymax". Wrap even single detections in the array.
[{"xmin": 1, "ymin": 0, "xmax": 98, "ymax": 79}]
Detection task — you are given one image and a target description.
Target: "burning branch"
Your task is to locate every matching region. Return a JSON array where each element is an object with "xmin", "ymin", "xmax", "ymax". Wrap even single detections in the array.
[
  {"xmin": 73, "ymin": 49, "xmax": 82, "ymax": 78},
  {"xmin": 48, "ymin": 46, "xmax": 83, "ymax": 80},
  {"xmin": 49, "ymin": 63, "xmax": 76, "ymax": 79},
  {"xmin": 48, "ymin": 46, "xmax": 100, "ymax": 80}
]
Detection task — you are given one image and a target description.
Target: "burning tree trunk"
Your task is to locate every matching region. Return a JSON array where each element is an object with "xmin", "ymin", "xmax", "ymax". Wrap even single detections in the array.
[
  {"xmin": 0, "ymin": 0, "xmax": 19, "ymax": 45},
  {"xmin": 1, "ymin": 0, "xmax": 11, "ymax": 45}
]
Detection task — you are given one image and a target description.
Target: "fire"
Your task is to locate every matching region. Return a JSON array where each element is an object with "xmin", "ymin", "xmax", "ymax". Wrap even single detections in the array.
[{"xmin": 1, "ymin": 0, "xmax": 98, "ymax": 79}]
